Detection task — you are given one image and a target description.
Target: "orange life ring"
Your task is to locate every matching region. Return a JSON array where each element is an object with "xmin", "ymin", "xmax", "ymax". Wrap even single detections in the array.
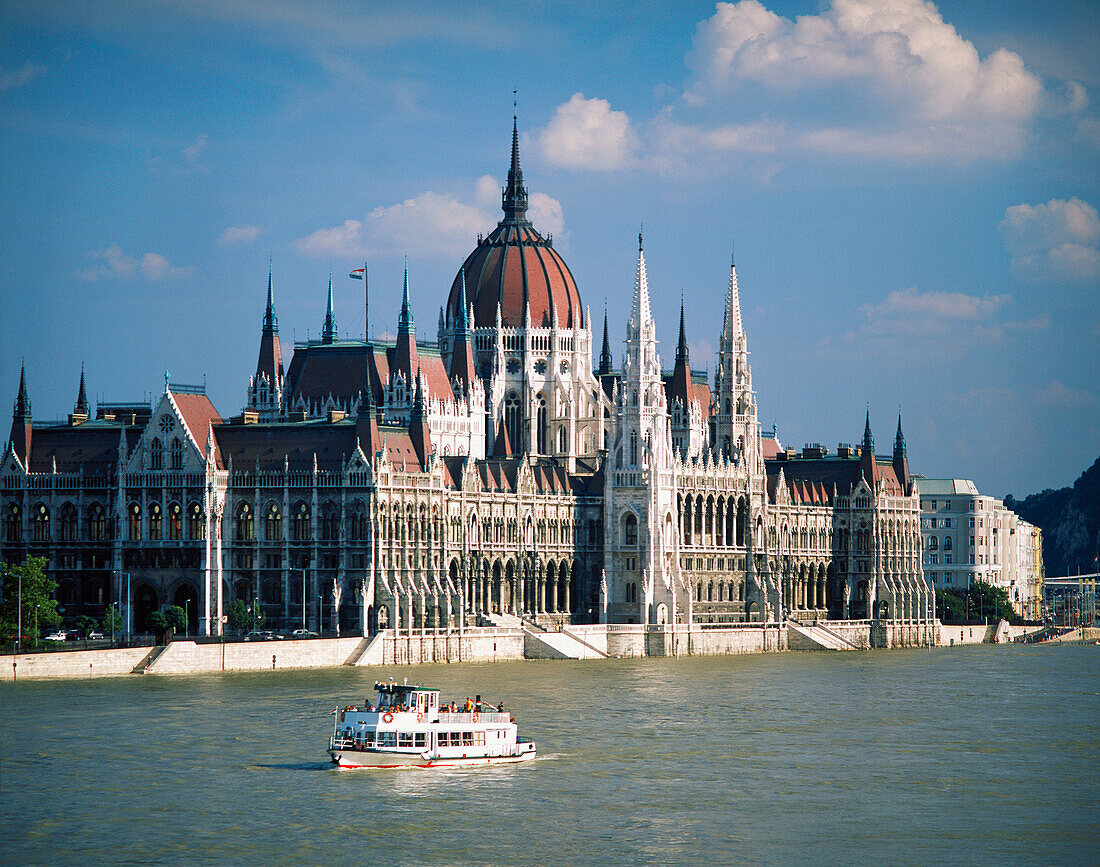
[
  {"xmin": 417, "ymin": 712, "xmax": 423, "ymax": 723},
  {"xmin": 382, "ymin": 712, "xmax": 394, "ymax": 724},
  {"xmin": 472, "ymin": 711, "xmax": 480, "ymax": 722}
]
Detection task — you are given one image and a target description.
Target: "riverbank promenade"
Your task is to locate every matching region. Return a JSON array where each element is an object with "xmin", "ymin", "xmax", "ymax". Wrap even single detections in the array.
[{"xmin": 5, "ymin": 619, "xmax": 1086, "ymax": 681}]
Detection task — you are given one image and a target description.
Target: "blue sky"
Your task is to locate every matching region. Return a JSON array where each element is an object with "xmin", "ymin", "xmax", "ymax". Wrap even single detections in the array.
[{"xmin": 1, "ymin": 0, "xmax": 1097, "ymax": 497}]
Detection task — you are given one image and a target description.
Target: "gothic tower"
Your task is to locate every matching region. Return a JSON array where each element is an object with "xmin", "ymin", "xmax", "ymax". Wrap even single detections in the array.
[{"xmin": 246, "ymin": 267, "xmax": 284, "ymax": 420}]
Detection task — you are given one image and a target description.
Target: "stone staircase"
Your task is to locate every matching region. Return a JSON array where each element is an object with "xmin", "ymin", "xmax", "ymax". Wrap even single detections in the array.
[
  {"xmin": 523, "ymin": 627, "xmax": 606, "ymax": 659},
  {"xmin": 130, "ymin": 644, "xmax": 167, "ymax": 673},
  {"xmin": 482, "ymin": 612, "xmax": 523, "ymax": 628},
  {"xmin": 787, "ymin": 620, "xmax": 858, "ymax": 651}
]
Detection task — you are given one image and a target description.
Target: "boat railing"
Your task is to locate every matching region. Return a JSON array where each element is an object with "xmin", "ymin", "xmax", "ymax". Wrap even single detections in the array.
[{"xmin": 438, "ymin": 712, "xmax": 511, "ymax": 724}]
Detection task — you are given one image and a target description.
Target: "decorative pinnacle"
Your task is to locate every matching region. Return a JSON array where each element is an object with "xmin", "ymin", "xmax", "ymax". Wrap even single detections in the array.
[
  {"xmin": 863, "ymin": 406, "xmax": 874, "ymax": 452},
  {"xmin": 264, "ymin": 265, "xmax": 278, "ymax": 330},
  {"xmin": 75, "ymin": 362, "xmax": 89, "ymax": 415}
]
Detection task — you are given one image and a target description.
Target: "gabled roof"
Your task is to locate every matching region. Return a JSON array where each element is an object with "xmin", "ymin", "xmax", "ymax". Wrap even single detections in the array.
[
  {"xmin": 214, "ymin": 420, "xmax": 357, "ymax": 471},
  {"xmin": 171, "ymin": 390, "xmax": 222, "ymax": 461},
  {"xmin": 765, "ymin": 454, "xmax": 906, "ymax": 503},
  {"xmin": 25, "ymin": 421, "xmax": 135, "ymax": 475},
  {"xmin": 284, "ymin": 341, "xmax": 456, "ymax": 410}
]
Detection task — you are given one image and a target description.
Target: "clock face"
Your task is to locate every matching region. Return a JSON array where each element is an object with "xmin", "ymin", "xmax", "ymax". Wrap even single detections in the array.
[{"xmin": 158, "ymin": 415, "xmax": 175, "ymax": 434}]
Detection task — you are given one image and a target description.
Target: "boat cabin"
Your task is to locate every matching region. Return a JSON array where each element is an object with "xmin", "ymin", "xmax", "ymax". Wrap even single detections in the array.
[{"xmin": 375, "ymin": 681, "xmax": 439, "ymax": 716}]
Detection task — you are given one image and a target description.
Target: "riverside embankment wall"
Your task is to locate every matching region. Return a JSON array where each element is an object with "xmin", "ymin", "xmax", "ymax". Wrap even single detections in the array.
[{"xmin": 2, "ymin": 646, "xmax": 152, "ymax": 681}]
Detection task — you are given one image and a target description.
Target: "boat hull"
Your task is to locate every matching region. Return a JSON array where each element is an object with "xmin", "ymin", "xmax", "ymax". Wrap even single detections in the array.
[{"xmin": 329, "ymin": 745, "xmax": 536, "ymax": 770}]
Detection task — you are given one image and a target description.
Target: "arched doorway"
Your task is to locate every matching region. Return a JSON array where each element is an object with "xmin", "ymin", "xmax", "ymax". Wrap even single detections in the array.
[{"xmin": 134, "ymin": 584, "xmax": 158, "ymax": 633}]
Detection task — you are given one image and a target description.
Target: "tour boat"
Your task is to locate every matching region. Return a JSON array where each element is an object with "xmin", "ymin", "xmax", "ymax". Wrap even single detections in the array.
[{"xmin": 327, "ymin": 679, "xmax": 536, "ymax": 769}]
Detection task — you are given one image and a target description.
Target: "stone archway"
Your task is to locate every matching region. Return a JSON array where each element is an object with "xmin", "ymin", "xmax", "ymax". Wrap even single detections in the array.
[{"xmin": 134, "ymin": 583, "xmax": 158, "ymax": 634}]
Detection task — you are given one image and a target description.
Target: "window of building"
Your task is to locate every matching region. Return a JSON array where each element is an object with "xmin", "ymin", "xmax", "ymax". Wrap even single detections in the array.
[
  {"xmin": 129, "ymin": 503, "xmax": 141, "ymax": 540},
  {"xmin": 5, "ymin": 503, "xmax": 20, "ymax": 542},
  {"xmin": 59, "ymin": 503, "xmax": 77, "ymax": 541},
  {"xmin": 944, "ymin": 537, "xmax": 952, "ymax": 551},
  {"xmin": 945, "ymin": 553, "xmax": 952, "ymax": 565},
  {"xmin": 237, "ymin": 503, "xmax": 254, "ymax": 540},
  {"xmin": 931, "ymin": 500, "xmax": 937, "ymax": 510},
  {"xmin": 168, "ymin": 502, "xmax": 182, "ymax": 540},
  {"xmin": 32, "ymin": 503, "xmax": 50, "ymax": 541},
  {"xmin": 88, "ymin": 503, "xmax": 106, "ymax": 541},
  {"xmin": 623, "ymin": 513, "xmax": 638, "ymax": 547},
  {"xmin": 170, "ymin": 438, "xmax": 183, "ymax": 470},
  {"xmin": 265, "ymin": 503, "xmax": 282, "ymax": 541},
  {"xmin": 148, "ymin": 502, "xmax": 162, "ymax": 540},
  {"xmin": 188, "ymin": 503, "xmax": 204, "ymax": 540},
  {"xmin": 150, "ymin": 437, "xmax": 163, "ymax": 470},
  {"xmin": 291, "ymin": 502, "xmax": 310, "ymax": 541}
]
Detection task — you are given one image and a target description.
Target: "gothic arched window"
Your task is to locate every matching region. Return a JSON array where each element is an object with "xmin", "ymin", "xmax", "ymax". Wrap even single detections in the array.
[
  {"xmin": 188, "ymin": 502, "xmax": 204, "ymax": 540},
  {"xmin": 623, "ymin": 513, "xmax": 638, "ymax": 547},
  {"xmin": 59, "ymin": 502, "xmax": 77, "ymax": 541},
  {"xmin": 128, "ymin": 503, "xmax": 141, "ymax": 540},
  {"xmin": 168, "ymin": 502, "xmax": 182, "ymax": 541},
  {"xmin": 148, "ymin": 502, "xmax": 162, "ymax": 540},
  {"xmin": 504, "ymin": 392, "xmax": 521, "ymax": 453},
  {"xmin": 87, "ymin": 503, "xmax": 106, "ymax": 541},
  {"xmin": 170, "ymin": 438, "xmax": 183, "ymax": 470},
  {"xmin": 291, "ymin": 502, "xmax": 310, "ymax": 541},
  {"xmin": 5, "ymin": 503, "xmax": 21, "ymax": 542},
  {"xmin": 264, "ymin": 503, "xmax": 282, "ymax": 541},
  {"xmin": 150, "ymin": 437, "xmax": 163, "ymax": 470},
  {"xmin": 33, "ymin": 502, "xmax": 50, "ymax": 541},
  {"xmin": 536, "ymin": 394, "xmax": 548, "ymax": 454},
  {"xmin": 237, "ymin": 502, "xmax": 254, "ymax": 541}
]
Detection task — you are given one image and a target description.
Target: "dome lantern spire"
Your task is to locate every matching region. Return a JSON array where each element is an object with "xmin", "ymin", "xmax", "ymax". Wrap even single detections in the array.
[{"xmin": 501, "ymin": 91, "xmax": 529, "ymax": 224}]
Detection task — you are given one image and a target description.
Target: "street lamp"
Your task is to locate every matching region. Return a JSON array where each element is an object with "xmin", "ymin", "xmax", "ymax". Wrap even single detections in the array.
[
  {"xmin": 34, "ymin": 603, "xmax": 39, "ymax": 650},
  {"xmin": 317, "ymin": 594, "xmax": 323, "ymax": 636}
]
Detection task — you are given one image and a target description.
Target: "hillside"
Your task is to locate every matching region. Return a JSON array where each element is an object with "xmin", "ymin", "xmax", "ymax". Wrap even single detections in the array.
[{"xmin": 1004, "ymin": 457, "xmax": 1100, "ymax": 578}]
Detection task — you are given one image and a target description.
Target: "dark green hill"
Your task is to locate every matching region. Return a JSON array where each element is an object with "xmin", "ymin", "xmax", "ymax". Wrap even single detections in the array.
[{"xmin": 1004, "ymin": 457, "xmax": 1100, "ymax": 577}]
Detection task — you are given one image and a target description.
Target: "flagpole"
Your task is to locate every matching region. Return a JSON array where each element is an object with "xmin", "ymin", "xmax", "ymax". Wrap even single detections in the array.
[{"xmin": 364, "ymin": 261, "xmax": 369, "ymax": 341}]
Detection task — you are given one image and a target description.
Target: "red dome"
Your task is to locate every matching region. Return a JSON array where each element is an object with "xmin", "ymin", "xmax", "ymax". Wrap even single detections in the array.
[
  {"xmin": 447, "ymin": 115, "xmax": 582, "ymax": 330},
  {"xmin": 448, "ymin": 223, "xmax": 581, "ymax": 329}
]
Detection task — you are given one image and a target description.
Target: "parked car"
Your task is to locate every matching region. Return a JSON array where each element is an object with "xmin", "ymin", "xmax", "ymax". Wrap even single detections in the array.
[
  {"xmin": 44, "ymin": 631, "xmax": 68, "ymax": 641},
  {"xmin": 243, "ymin": 631, "xmax": 270, "ymax": 641},
  {"xmin": 290, "ymin": 628, "xmax": 319, "ymax": 638},
  {"xmin": 88, "ymin": 631, "xmax": 105, "ymax": 640}
]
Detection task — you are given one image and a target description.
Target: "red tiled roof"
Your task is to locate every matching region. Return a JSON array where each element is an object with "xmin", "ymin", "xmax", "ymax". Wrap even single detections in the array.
[
  {"xmin": 172, "ymin": 391, "xmax": 222, "ymax": 461},
  {"xmin": 762, "ymin": 438, "xmax": 783, "ymax": 459},
  {"xmin": 448, "ymin": 223, "xmax": 582, "ymax": 330}
]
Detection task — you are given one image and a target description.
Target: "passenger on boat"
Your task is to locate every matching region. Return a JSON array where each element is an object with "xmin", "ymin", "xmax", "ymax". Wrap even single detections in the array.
[
  {"xmin": 497, "ymin": 702, "xmax": 504, "ymax": 713},
  {"xmin": 464, "ymin": 698, "xmax": 473, "ymax": 712}
]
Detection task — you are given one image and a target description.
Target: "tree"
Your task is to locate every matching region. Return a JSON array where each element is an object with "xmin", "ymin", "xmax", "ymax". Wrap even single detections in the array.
[
  {"xmin": 226, "ymin": 599, "xmax": 252, "ymax": 634},
  {"xmin": 165, "ymin": 605, "xmax": 187, "ymax": 634},
  {"xmin": 101, "ymin": 605, "xmax": 123, "ymax": 638},
  {"xmin": 0, "ymin": 557, "xmax": 62, "ymax": 644},
  {"xmin": 75, "ymin": 614, "xmax": 98, "ymax": 638}
]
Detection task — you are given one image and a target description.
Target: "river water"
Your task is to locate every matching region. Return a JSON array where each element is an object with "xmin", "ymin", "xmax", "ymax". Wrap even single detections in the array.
[{"xmin": 1, "ymin": 644, "xmax": 1097, "ymax": 865}]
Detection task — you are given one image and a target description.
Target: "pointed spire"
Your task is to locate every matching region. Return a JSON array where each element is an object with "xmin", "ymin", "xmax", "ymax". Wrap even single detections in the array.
[
  {"xmin": 669, "ymin": 299, "xmax": 694, "ymax": 408},
  {"xmin": 492, "ymin": 415, "xmax": 512, "ymax": 457},
  {"xmin": 598, "ymin": 305, "xmax": 613, "ymax": 376},
  {"xmin": 8, "ymin": 361, "xmax": 32, "ymax": 465},
  {"xmin": 860, "ymin": 406, "xmax": 878, "ymax": 487},
  {"xmin": 321, "ymin": 271, "xmax": 337, "ymax": 344},
  {"xmin": 676, "ymin": 299, "xmax": 689, "ymax": 365},
  {"xmin": 630, "ymin": 233, "xmax": 652, "ymax": 329},
  {"xmin": 409, "ymin": 367, "xmax": 432, "ymax": 469},
  {"xmin": 892, "ymin": 411, "xmax": 910, "ymax": 492},
  {"xmin": 501, "ymin": 93, "xmax": 529, "ymax": 224},
  {"xmin": 75, "ymin": 363, "xmax": 89, "ymax": 415},
  {"xmin": 263, "ymin": 263, "xmax": 278, "ymax": 331},
  {"xmin": 395, "ymin": 256, "xmax": 418, "ymax": 380},
  {"xmin": 449, "ymin": 267, "xmax": 476, "ymax": 389},
  {"xmin": 15, "ymin": 361, "xmax": 30, "ymax": 417},
  {"xmin": 727, "ymin": 255, "xmax": 743, "ymax": 340},
  {"xmin": 863, "ymin": 406, "xmax": 874, "ymax": 454}
]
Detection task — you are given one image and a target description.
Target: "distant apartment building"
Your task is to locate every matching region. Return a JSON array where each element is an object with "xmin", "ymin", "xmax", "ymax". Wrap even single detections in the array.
[{"xmin": 916, "ymin": 478, "xmax": 1043, "ymax": 617}]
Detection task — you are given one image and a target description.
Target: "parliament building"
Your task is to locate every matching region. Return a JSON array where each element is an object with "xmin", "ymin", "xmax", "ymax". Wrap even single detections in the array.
[{"xmin": 2, "ymin": 118, "xmax": 934, "ymax": 650}]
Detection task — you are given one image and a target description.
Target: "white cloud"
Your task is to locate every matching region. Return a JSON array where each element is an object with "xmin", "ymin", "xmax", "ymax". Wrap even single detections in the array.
[
  {"xmin": 679, "ymin": 0, "xmax": 1043, "ymax": 159},
  {"xmin": 531, "ymin": 93, "xmax": 639, "ymax": 170},
  {"xmin": 80, "ymin": 245, "xmax": 193, "ymax": 281},
  {"xmin": 1033, "ymin": 380, "xmax": 1095, "ymax": 408},
  {"xmin": 0, "ymin": 63, "xmax": 46, "ymax": 90},
  {"xmin": 1001, "ymin": 197, "xmax": 1100, "ymax": 284},
  {"xmin": 182, "ymin": 133, "xmax": 208, "ymax": 161},
  {"xmin": 865, "ymin": 287, "xmax": 1011, "ymax": 321},
  {"xmin": 296, "ymin": 179, "xmax": 566, "ymax": 259},
  {"xmin": 218, "ymin": 224, "xmax": 264, "ymax": 247}
]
